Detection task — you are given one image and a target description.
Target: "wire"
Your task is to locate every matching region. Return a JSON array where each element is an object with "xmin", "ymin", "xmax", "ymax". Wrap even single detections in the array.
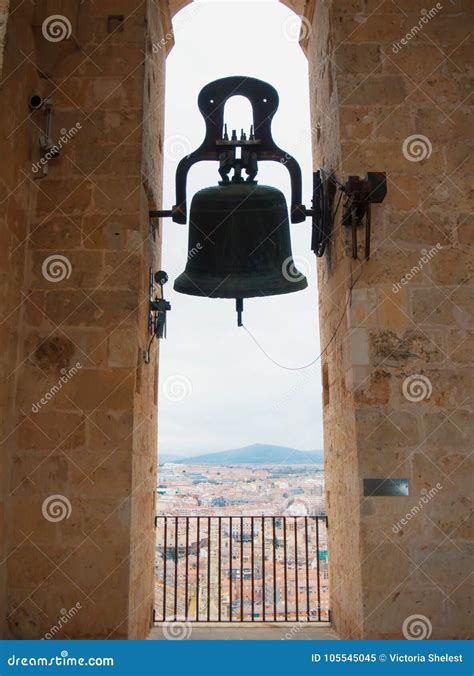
[{"xmin": 242, "ymin": 258, "xmax": 364, "ymax": 371}]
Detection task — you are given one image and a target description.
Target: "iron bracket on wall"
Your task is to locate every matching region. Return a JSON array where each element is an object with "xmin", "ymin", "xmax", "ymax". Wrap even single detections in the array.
[
  {"xmin": 342, "ymin": 172, "xmax": 387, "ymax": 260},
  {"xmin": 307, "ymin": 169, "xmax": 338, "ymax": 257}
]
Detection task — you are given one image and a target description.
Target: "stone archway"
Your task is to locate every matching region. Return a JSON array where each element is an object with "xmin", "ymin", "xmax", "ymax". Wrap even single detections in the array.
[{"xmin": 0, "ymin": 0, "xmax": 471, "ymax": 640}]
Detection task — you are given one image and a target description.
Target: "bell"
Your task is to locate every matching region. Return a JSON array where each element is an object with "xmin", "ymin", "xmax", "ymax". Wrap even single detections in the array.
[{"xmin": 174, "ymin": 181, "xmax": 308, "ymax": 300}]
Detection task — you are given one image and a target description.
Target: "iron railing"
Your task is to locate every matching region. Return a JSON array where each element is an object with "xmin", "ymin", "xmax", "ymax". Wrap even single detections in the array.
[{"xmin": 155, "ymin": 515, "xmax": 329, "ymax": 623}]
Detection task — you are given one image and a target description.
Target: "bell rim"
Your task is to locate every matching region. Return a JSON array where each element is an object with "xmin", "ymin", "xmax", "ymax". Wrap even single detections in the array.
[{"xmin": 173, "ymin": 273, "xmax": 308, "ymax": 299}]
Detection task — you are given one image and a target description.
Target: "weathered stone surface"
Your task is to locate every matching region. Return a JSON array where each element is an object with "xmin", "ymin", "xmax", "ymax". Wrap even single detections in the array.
[
  {"xmin": 369, "ymin": 329, "xmax": 445, "ymax": 366},
  {"xmin": 1, "ymin": 0, "xmax": 471, "ymax": 644}
]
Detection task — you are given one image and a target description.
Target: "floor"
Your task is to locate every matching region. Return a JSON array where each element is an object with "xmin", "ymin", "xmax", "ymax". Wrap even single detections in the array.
[{"xmin": 149, "ymin": 622, "xmax": 339, "ymax": 640}]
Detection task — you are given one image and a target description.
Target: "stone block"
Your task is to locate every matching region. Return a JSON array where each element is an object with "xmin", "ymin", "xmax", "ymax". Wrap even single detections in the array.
[
  {"xmin": 108, "ymin": 329, "xmax": 137, "ymax": 367},
  {"xmin": 35, "ymin": 180, "xmax": 93, "ymax": 216},
  {"xmin": 16, "ymin": 411, "xmax": 86, "ymax": 452},
  {"xmin": 65, "ymin": 368, "xmax": 135, "ymax": 412},
  {"xmin": 335, "ymin": 15, "xmax": 403, "ymax": 43},
  {"xmin": 103, "ymin": 252, "xmax": 142, "ymax": 290},
  {"xmin": 376, "ymin": 288, "xmax": 411, "ymax": 331},
  {"xmin": 423, "ymin": 410, "xmax": 472, "ymax": 450},
  {"xmin": 356, "ymin": 407, "xmax": 419, "ymax": 449},
  {"xmin": 369, "ymin": 329, "xmax": 445, "ymax": 366},
  {"xmin": 29, "ymin": 216, "xmax": 82, "ymax": 250},
  {"xmin": 338, "ymin": 75, "xmax": 408, "ymax": 106},
  {"xmin": 336, "ymin": 44, "xmax": 381, "ymax": 73},
  {"xmin": 431, "ymin": 248, "xmax": 473, "ymax": 286},
  {"xmin": 81, "ymin": 214, "xmax": 138, "ymax": 250},
  {"xmin": 361, "ymin": 587, "xmax": 446, "ymax": 638},
  {"xmin": 385, "ymin": 210, "xmax": 453, "ymax": 248},
  {"xmin": 410, "ymin": 287, "xmax": 473, "ymax": 328},
  {"xmin": 354, "ymin": 369, "xmax": 391, "ymax": 405},
  {"xmin": 339, "ymin": 106, "xmax": 374, "ymax": 140},
  {"xmin": 44, "ymin": 289, "xmax": 138, "ymax": 328},
  {"xmin": 69, "ymin": 449, "xmax": 132, "ymax": 498},
  {"xmin": 342, "ymin": 140, "xmax": 443, "ymax": 175},
  {"xmin": 91, "ymin": 178, "xmax": 142, "ymax": 214},
  {"xmin": 74, "ymin": 143, "xmax": 142, "ymax": 177},
  {"xmin": 10, "ymin": 452, "xmax": 69, "ymax": 496},
  {"xmin": 456, "ymin": 213, "xmax": 474, "ymax": 246},
  {"xmin": 447, "ymin": 330, "xmax": 474, "ymax": 363},
  {"xmin": 383, "ymin": 45, "xmax": 445, "ymax": 80},
  {"xmin": 350, "ymin": 327, "xmax": 370, "ymax": 365},
  {"xmin": 360, "ymin": 251, "xmax": 424, "ymax": 287},
  {"xmin": 86, "ymin": 409, "xmax": 134, "ymax": 453},
  {"xmin": 385, "ymin": 174, "xmax": 420, "ymax": 209}
]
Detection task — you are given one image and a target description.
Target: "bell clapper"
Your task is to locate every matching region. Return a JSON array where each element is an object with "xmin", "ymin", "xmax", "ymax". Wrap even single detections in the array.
[{"xmin": 236, "ymin": 298, "xmax": 244, "ymax": 327}]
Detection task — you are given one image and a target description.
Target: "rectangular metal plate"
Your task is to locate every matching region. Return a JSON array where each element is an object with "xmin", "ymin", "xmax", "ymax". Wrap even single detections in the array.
[{"xmin": 363, "ymin": 478, "xmax": 409, "ymax": 497}]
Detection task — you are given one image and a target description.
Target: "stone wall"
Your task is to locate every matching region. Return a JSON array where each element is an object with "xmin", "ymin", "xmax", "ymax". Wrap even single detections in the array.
[
  {"xmin": 1, "ymin": 0, "xmax": 165, "ymax": 638},
  {"xmin": 0, "ymin": 1, "xmax": 9, "ymax": 78},
  {"xmin": 0, "ymin": 0, "xmax": 471, "ymax": 640},
  {"xmin": 307, "ymin": 0, "xmax": 365, "ymax": 640},
  {"xmin": 307, "ymin": 0, "xmax": 472, "ymax": 639},
  {"xmin": 0, "ymin": 0, "xmax": 38, "ymax": 639}
]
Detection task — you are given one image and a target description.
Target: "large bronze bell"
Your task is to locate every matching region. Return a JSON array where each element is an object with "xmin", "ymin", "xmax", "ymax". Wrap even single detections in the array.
[
  {"xmin": 154, "ymin": 76, "xmax": 313, "ymax": 325},
  {"xmin": 174, "ymin": 181, "xmax": 308, "ymax": 299}
]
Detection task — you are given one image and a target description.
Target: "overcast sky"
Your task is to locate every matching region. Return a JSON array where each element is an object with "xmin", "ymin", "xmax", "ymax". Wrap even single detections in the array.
[{"xmin": 158, "ymin": 0, "xmax": 323, "ymax": 457}]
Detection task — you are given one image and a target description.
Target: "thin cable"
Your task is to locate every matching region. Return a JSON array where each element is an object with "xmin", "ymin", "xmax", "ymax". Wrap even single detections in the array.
[{"xmin": 242, "ymin": 258, "xmax": 364, "ymax": 371}]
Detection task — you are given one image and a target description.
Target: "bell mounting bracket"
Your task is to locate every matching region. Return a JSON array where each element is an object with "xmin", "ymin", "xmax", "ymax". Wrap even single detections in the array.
[
  {"xmin": 342, "ymin": 172, "xmax": 387, "ymax": 260},
  {"xmin": 309, "ymin": 169, "xmax": 338, "ymax": 257},
  {"xmin": 149, "ymin": 76, "xmax": 307, "ymax": 225}
]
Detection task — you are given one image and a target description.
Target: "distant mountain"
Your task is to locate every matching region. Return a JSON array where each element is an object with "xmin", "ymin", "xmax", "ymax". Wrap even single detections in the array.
[{"xmin": 168, "ymin": 444, "xmax": 324, "ymax": 466}]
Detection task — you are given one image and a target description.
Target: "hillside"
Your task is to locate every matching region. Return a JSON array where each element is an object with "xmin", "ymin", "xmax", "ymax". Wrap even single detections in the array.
[{"xmin": 165, "ymin": 443, "xmax": 323, "ymax": 465}]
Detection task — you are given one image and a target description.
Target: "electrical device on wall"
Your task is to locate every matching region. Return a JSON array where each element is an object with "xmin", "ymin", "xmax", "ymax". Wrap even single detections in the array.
[
  {"xmin": 149, "ymin": 76, "xmax": 387, "ymax": 327},
  {"xmin": 144, "ymin": 269, "xmax": 171, "ymax": 364},
  {"xmin": 28, "ymin": 95, "xmax": 60, "ymax": 176}
]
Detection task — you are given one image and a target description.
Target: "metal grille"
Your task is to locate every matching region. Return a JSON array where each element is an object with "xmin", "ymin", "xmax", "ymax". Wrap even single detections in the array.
[{"xmin": 155, "ymin": 515, "xmax": 330, "ymax": 622}]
